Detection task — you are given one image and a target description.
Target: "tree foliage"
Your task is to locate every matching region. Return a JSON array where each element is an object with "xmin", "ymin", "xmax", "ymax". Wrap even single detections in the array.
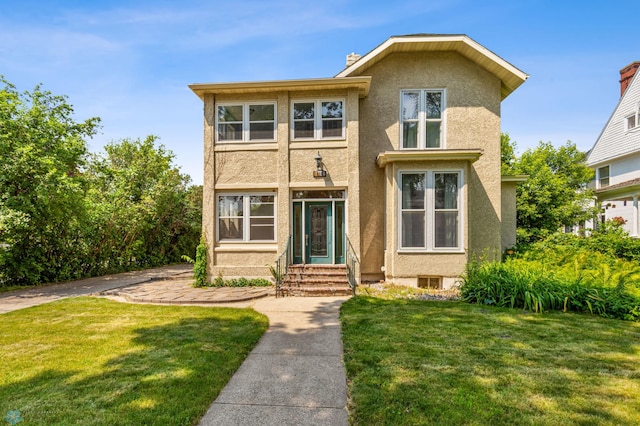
[
  {"xmin": 501, "ymin": 136, "xmax": 596, "ymax": 243},
  {"xmin": 0, "ymin": 77, "xmax": 100, "ymax": 284},
  {"xmin": 84, "ymin": 136, "xmax": 201, "ymax": 274},
  {"xmin": 0, "ymin": 78, "xmax": 201, "ymax": 287}
]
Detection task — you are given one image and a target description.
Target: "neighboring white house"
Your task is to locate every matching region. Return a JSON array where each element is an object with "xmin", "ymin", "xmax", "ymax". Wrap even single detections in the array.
[{"xmin": 586, "ymin": 61, "xmax": 640, "ymax": 237}]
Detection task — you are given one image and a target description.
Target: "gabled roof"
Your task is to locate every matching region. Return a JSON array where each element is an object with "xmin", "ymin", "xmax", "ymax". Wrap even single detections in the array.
[
  {"xmin": 587, "ymin": 67, "xmax": 640, "ymax": 166},
  {"xmin": 335, "ymin": 34, "xmax": 528, "ymax": 100}
]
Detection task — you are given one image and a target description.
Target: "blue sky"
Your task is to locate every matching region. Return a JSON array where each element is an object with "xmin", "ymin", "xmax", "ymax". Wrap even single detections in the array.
[{"xmin": 0, "ymin": 0, "xmax": 636, "ymax": 185}]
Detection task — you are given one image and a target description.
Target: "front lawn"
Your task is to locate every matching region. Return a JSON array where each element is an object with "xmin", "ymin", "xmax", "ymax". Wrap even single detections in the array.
[
  {"xmin": 0, "ymin": 297, "xmax": 268, "ymax": 425},
  {"xmin": 341, "ymin": 296, "xmax": 640, "ymax": 425}
]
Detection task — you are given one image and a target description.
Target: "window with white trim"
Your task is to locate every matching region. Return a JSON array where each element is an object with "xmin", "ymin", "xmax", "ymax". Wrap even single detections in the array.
[
  {"xmin": 626, "ymin": 102, "xmax": 640, "ymax": 131},
  {"xmin": 598, "ymin": 165, "xmax": 610, "ymax": 188},
  {"xmin": 401, "ymin": 89, "xmax": 444, "ymax": 149},
  {"xmin": 217, "ymin": 103, "xmax": 276, "ymax": 142},
  {"xmin": 291, "ymin": 100, "xmax": 344, "ymax": 140},
  {"xmin": 217, "ymin": 194, "xmax": 275, "ymax": 241},
  {"xmin": 399, "ymin": 171, "xmax": 461, "ymax": 250}
]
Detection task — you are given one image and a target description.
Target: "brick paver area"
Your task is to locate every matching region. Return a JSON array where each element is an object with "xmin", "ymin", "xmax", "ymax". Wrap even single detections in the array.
[{"xmin": 99, "ymin": 278, "xmax": 273, "ymax": 304}]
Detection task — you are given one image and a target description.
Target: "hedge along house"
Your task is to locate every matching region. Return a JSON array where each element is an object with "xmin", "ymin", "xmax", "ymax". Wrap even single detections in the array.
[{"xmin": 190, "ymin": 34, "xmax": 528, "ymax": 291}]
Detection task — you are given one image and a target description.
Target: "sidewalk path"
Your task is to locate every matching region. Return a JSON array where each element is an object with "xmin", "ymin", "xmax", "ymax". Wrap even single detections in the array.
[
  {"xmin": 0, "ymin": 264, "xmax": 192, "ymax": 314},
  {"xmin": 199, "ymin": 296, "xmax": 350, "ymax": 426}
]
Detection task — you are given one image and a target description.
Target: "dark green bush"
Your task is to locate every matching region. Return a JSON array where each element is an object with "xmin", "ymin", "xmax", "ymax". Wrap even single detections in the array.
[
  {"xmin": 193, "ymin": 238, "xmax": 207, "ymax": 288},
  {"xmin": 204, "ymin": 274, "xmax": 272, "ymax": 288}
]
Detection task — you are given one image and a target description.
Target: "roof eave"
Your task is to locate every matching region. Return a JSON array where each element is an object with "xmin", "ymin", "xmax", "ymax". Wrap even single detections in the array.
[
  {"xmin": 336, "ymin": 35, "xmax": 528, "ymax": 100},
  {"xmin": 501, "ymin": 175, "xmax": 529, "ymax": 182},
  {"xmin": 189, "ymin": 76, "xmax": 372, "ymax": 100}
]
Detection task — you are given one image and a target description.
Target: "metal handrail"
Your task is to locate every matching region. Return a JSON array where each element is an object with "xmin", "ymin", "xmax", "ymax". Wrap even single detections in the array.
[
  {"xmin": 274, "ymin": 236, "xmax": 291, "ymax": 298},
  {"xmin": 345, "ymin": 236, "xmax": 359, "ymax": 296}
]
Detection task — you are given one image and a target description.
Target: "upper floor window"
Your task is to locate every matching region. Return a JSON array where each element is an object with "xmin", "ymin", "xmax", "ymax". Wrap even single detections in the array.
[
  {"xmin": 401, "ymin": 89, "xmax": 445, "ymax": 149},
  {"xmin": 598, "ymin": 165, "xmax": 610, "ymax": 188},
  {"xmin": 291, "ymin": 100, "xmax": 344, "ymax": 140},
  {"xmin": 217, "ymin": 102, "xmax": 276, "ymax": 142},
  {"xmin": 626, "ymin": 102, "xmax": 640, "ymax": 131}
]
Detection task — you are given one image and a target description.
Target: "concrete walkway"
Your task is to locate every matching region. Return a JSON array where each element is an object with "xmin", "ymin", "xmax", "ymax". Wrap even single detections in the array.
[
  {"xmin": 199, "ymin": 296, "xmax": 350, "ymax": 426},
  {"xmin": 0, "ymin": 264, "xmax": 192, "ymax": 314}
]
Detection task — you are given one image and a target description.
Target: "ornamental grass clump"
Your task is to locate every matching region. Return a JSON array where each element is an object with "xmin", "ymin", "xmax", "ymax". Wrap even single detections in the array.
[{"xmin": 460, "ymin": 258, "xmax": 640, "ymax": 321}]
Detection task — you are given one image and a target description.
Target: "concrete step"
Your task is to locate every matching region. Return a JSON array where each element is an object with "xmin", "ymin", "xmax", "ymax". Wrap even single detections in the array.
[
  {"xmin": 279, "ymin": 264, "xmax": 352, "ymax": 297},
  {"xmin": 279, "ymin": 286, "xmax": 353, "ymax": 297}
]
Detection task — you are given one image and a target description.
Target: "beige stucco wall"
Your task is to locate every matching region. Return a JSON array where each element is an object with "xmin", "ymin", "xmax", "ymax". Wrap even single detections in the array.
[
  {"xmin": 353, "ymin": 51, "xmax": 503, "ymax": 284},
  {"xmin": 501, "ymin": 181, "xmax": 518, "ymax": 250},
  {"xmin": 201, "ymin": 88, "xmax": 361, "ymax": 281}
]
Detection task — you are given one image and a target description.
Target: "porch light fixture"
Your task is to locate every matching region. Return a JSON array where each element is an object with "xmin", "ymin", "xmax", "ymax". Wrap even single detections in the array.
[{"xmin": 313, "ymin": 151, "xmax": 326, "ymax": 178}]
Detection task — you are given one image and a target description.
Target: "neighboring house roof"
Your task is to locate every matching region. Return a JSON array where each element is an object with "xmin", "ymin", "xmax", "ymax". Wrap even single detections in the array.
[
  {"xmin": 335, "ymin": 34, "xmax": 528, "ymax": 100},
  {"xmin": 189, "ymin": 76, "xmax": 371, "ymax": 100},
  {"xmin": 587, "ymin": 67, "xmax": 640, "ymax": 166},
  {"xmin": 595, "ymin": 177, "xmax": 640, "ymax": 200}
]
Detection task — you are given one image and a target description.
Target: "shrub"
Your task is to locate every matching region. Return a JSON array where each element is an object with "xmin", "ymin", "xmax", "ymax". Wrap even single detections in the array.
[
  {"xmin": 183, "ymin": 236, "xmax": 208, "ymax": 288},
  {"xmin": 193, "ymin": 238, "xmax": 208, "ymax": 287},
  {"xmin": 460, "ymin": 258, "xmax": 640, "ymax": 321},
  {"xmin": 206, "ymin": 274, "xmax": 271, "ymax": 288}
]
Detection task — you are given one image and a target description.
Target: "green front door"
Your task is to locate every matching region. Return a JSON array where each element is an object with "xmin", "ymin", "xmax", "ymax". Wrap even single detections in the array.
[{"xmin": 306, "ymin": 202, "xmax": 333, "ymax": 264}]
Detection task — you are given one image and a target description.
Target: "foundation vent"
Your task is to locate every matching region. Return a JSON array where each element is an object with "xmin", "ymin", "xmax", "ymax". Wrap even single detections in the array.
[{"xmin": 418, "ymin": 276, "xmax": 442, "ymax": 289}]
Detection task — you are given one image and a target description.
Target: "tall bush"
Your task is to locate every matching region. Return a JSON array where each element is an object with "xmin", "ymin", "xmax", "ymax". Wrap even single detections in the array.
[{"xmin": 0, "ymin": 78, "xmax": 201, "ymax": 287}]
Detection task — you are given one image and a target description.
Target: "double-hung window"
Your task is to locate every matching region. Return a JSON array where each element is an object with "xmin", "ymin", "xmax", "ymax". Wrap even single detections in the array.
[
  {"xmin": 217, "ymin": 102, "xmax": 276, "ymax": 142},
  {"xmin": 292, "ymin": 100, "xmax": 344, "ymax": 140},
  {"xmin": 400, "ymin": 171, "xmax": 461, "ymax": 250},
  {"xmin": 401, "ymin": 89, "xmax": 444, "ymax": 149},
  {"xmin": 217, "ymin": 194, "xmax": 275, "ymax": 241},
  {"xmin": 598, "ymin": 166, "xmax": 610, "ymax": 188}
]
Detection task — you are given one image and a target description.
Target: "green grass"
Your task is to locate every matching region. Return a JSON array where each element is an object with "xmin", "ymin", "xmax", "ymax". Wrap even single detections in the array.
[
  {"xmin": 341, "ymin": 296, "xmax": 640, "ymax": 425},
  {"xmin": 0, "ymin": 297, "xmax": 268, "ymax": 425}
]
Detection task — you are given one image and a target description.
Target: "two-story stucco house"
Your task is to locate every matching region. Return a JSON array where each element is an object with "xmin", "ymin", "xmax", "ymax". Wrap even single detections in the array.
[
  {"xmin": 189, "ymin": 34, "xmax": 528, "ymax": 291},
  {"xmin": 587, "ymin": 62, "xmax": 640, "ymax": 237}
]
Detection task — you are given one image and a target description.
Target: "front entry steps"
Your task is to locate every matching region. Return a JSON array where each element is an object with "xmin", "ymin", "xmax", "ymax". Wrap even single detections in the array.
[{"xmin": 279, "ymin": 264, "xmax": 352, "ymax": 297}]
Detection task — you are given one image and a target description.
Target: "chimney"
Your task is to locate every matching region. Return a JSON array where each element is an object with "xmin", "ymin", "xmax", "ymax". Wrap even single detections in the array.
[
  {"xmin": 346, "ymin": 52, "xmax": 361, "ymax": 67},
  {"xmin": 619, "ymin": 61, "xmax": 640, "ymax": 96}
]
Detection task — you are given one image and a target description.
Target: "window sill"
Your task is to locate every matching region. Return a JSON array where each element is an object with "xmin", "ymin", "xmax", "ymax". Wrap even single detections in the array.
[
  {"xmin": 215, "ymin": 243, "xmax": 278, "ymax": 252},
  {"xmin": 289, "ymin": 140, "xmax": 347, "ymax": 150},
  {"xmin": 397, "ymin": 249, "xmax": 465, "ymax": 254},
  {"xmin": 214, "ymin": 142, "xmax": 278, "ymax": 152}
]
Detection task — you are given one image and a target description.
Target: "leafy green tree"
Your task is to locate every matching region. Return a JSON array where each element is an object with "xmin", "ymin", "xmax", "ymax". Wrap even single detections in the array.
[
  {"xmin": 0, "ymin": 78, "xmax": 201, "ymax": 287},
  {"xmin": 501, "ymin": 133, "xmax": 517, "ymax": 175},
  {"xmin": 0, "ymin": 77, "xmax": 100, "ymax": 284},
  {"xmin": 504, "ymin": 138, "xmax": 596, "ymax": 243},
  {"xmin": 84, "ymin": 136, "xmax": 200, "ymax": 272}
]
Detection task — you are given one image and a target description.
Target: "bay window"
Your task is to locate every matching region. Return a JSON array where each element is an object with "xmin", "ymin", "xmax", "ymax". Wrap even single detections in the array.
[
  {"xmin": 292, "ymin": 99, "xmax": 344, "ymax": 140},
  {"xmin": 401, "ymin": 89, "xmax": 444, "ymax": 149},
  {"xmin": 217, "ymin": 102, "xmax": 276, "ymax": 142},
  {"xmin": 218, "ymin": 194, "xmax": 275, "ymax": 241},
  {"xmin": 399, "ymin": 171, "xmax": 461, "ymax": 250}
]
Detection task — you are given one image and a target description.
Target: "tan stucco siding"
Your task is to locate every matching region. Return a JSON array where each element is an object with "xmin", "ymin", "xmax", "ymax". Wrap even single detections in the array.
[
  {"xmin": 201, "ymin": 87, "xmax": 361, "ymax": 281},
  {"xmin": 358, "ymin": 51, "xmax": 503, "ymax": 282},
  {"xmin": 289, "ymin": 147, "xmax": 349, "ymax": 184},
  {"xmin": 501, "ymin": 181, "xmax": 518, "ymax": 250},
  {"xmin": 214, "ymin": 151, "xmax": 279, "ymax": 186}
]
